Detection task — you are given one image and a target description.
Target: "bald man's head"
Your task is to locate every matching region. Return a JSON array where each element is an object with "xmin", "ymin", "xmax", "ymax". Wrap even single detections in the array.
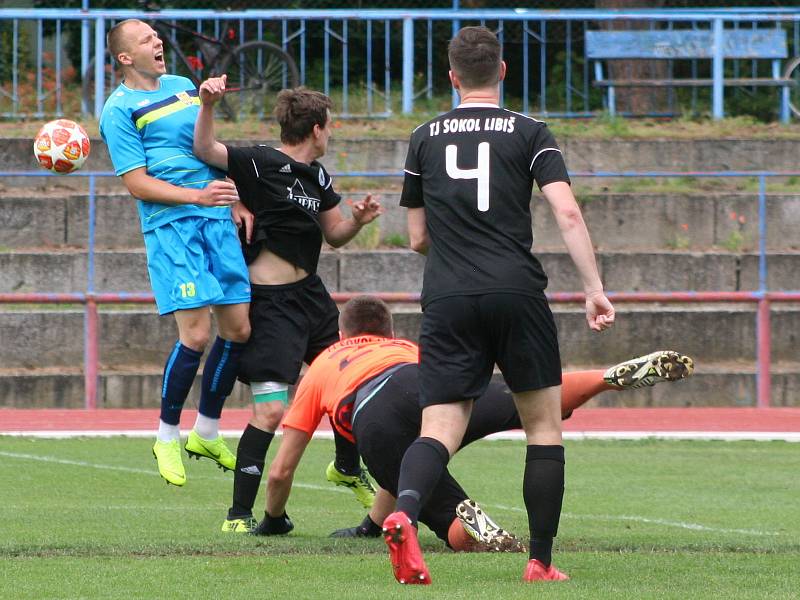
[{"xmin": 107, "ymin": 19, "xmax": 144, "ymax": 67}]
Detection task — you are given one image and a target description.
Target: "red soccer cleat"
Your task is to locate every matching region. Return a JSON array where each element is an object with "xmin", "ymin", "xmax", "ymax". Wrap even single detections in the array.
[
  {"xmin": 382, "ymin": 512, "xmax": 431, "ymax": 585},
  {"xmin": 522, "ymin": 559, "xmax": 570, "ymax": 582}
]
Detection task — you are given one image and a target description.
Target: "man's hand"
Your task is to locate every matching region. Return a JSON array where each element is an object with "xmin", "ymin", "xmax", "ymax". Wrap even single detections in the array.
[
  {"xmin": 194, "ymin": 178, "xmax": 239, "ymax": 207},
  {"xmin": 351, "ymin": 194, "xmax": 383, "ymax": 225},
  {"xmin": 329, "ymin": 513, "xmax": 382, "ymax": 538},
  {"xmin": 232, "ymin": 200, "xmax": 254, "ymax": 243},
  {"xmin": 198, "ymin": 74, "xmax": 227, "ymax": 106},
  {"xmin": 330, "ymin": 524, "xmax": 380, "ymax": 538},
  {"xmin": 585, "ymin": 291, "xmax": 615, "ymax": 332}
]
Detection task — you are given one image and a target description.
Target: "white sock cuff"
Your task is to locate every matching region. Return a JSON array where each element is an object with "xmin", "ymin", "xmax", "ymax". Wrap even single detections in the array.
[
  {"xmin": 251, "ymin": 381, "xmax": 289, "ymax": 396},
  {"xmin": 157, "ymin": 420, "xmax": 180, "ymax": 443},
  {"xmin": 193, "ymin": 413, "xmax": 220, "ymax": 440}
]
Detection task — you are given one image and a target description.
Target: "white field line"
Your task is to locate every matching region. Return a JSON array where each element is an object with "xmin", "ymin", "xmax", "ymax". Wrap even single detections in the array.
[
  {"xmin": 0, "ymin": 449, "xmax": 348, "ymax": 494},
  {"xmin": 3, "ymin": 430, "xmax": 800, "ymax": 442},
  {"xmin": 0, "ymin": 450, "xmax": 780, "ymax": 538},
  {"xmin": 485, "ymin": 503, "xmax": 780, "ymax": 537}
]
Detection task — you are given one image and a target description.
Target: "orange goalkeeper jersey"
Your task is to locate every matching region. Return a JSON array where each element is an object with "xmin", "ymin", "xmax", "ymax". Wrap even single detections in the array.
[{"xmin": 282, "ymin": 335, "xmax": 419, "ymax": 442}]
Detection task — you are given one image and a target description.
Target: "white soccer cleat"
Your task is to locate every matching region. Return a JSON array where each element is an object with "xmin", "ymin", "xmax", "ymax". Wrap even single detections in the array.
[
  {"xmin": 455, "ymin": 499, "xmax": 526, "ymax": 552},
  {"xmin": 603, "ymin": 350, "xmax": 694, "ymax": 389}
]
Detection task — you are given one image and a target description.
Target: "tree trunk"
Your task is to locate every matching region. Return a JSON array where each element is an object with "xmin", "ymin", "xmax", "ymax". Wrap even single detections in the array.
[{"xmin": 595, "ymin": 0, "xmax": 669, "ymax": 115}]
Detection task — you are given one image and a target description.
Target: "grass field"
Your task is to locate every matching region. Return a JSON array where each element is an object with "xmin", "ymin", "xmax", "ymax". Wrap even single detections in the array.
[{"xmin": 1, "ymin": 436, "xmax": 798, "ymax": 599}]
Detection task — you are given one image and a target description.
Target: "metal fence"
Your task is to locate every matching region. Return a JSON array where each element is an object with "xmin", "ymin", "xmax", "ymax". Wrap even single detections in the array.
[
  {"xmin": 1, "ymin": 8, "xmax": 800, "ymax": 120},
  {"xmin": 31, "ymin": 1, "xmax": 800, "ymax": 10}
]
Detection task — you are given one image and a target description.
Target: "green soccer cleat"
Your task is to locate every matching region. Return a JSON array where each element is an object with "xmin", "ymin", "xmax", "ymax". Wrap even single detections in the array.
[
  {"xmin": 221, "ymin": 516, "xmax": 258, "ymax": 533},
  {"xmin": 325, "ymin": 460, "xmax": 376, "ymax": 509},
  {"xmin": 152, "ymin": 439, "xmax": 186, "ymax": 486},
  {"xmin": 184, "ymin": 430, "xmax": 236, "ymax": 471},
  {"xmin": 603, "ymin": 350, "xmax": 694, "ymax": 389}
]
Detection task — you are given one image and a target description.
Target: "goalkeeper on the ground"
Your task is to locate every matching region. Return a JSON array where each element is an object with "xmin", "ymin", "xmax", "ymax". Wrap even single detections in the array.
[{"xmin": 260, "ymin": 296, "xmax": 693, "ymax": 550}]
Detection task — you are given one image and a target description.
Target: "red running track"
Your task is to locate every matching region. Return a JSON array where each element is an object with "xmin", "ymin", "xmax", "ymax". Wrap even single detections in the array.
[{"xmin": 1, "ymin": 407, "xmax": 799, "ymax": 434}]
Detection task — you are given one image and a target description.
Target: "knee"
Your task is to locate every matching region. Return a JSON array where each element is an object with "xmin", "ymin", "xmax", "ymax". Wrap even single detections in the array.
[
  {"xmin": 180, "ymin": 327, "xmax": 210, "ymax": 351},
  {"xmin": 251, "ymin": 401, "xmax": 285, "ymax": 431},
  {"xmin": 223, "ymin": 321, "xmax": 251, "ymax": 344}
]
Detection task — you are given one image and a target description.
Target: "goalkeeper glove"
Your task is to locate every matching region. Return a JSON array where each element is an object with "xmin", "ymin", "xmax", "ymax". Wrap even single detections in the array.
[
  {"xmin": 252, "ymin": 512, "xmax": 294, "ymax": 536},
  {"xmin": 329, "ymin": 514, "xmax": 382, "ymax": 538}
]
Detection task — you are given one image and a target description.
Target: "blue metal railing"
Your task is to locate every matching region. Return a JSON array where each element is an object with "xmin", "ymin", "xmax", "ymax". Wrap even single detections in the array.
[{"xmin": 1, "ymin": 8, "xmax": 800, "ymax": 120}]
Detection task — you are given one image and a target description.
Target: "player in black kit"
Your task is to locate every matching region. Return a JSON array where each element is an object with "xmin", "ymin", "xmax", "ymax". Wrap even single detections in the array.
[
  {"xmin": 193, "ymin": 79, "xmax": 382, "ymax": 534},
  {"xmin": 382, "ymin": 26, "xmax": 615, "ymax": 585}
]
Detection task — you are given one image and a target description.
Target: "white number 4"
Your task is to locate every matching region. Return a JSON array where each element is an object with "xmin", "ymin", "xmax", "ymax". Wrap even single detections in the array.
[{"xmin": 445, "ymin": 142, "xmax": 490, "ymax": 212}]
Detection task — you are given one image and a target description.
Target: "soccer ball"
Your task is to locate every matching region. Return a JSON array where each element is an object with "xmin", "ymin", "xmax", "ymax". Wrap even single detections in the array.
[{"xmin": 33, "ymin": 119, "xmax": 91, "ymax": 174}]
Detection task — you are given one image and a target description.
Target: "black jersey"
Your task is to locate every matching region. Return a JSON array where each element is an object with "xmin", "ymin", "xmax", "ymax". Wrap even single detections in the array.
[
  {"xmin": 399, "ymin": 104, "xmax": 570, "ymax": 307},
  {"xmin": 226, "ymin": 145, "xmax": 341, "ymax": 273}
]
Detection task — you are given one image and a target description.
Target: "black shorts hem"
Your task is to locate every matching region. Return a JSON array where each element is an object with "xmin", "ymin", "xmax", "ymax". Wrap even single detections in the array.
[{"xmin": 506, "ymin": 376, "xmax": 563, "ymax": 394}]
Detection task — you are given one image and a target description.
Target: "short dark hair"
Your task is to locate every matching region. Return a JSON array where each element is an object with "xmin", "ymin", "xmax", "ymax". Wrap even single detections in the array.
[
  {"xmin": 448, "ymin": 26, "xmax": 502, "ymax": 89},
  {"xmin": 339, "ymin": 296, "xmax": 393, "ymax": 338},
  {"xmin": 107, "ymin": 19, "xmax": 142, "ymax": 68},
  {"xmin": 273, "ymin": 87, "xmax": 333, "ymax": 145}
]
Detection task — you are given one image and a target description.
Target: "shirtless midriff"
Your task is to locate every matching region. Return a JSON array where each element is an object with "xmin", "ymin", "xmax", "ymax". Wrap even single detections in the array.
[{"xmin": 248, "ymin": 248, "xmax": 309, "ymax": 285}]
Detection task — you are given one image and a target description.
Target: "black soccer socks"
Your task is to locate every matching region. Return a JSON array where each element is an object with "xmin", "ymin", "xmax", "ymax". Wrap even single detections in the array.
[
  {"xmin": 229, "ymin": 424, "xmax": 274, "ymax": 519},
  {"xmin": 331, "ymin": 425, "xmax": 361, "ymax": 476},
  {"xmin": 395, "ymin": 436, "xmax": 451, "ymax": 525},
  {"xmin": 524, "ymin": 444, "xmax": 565, "ymax": 566}
]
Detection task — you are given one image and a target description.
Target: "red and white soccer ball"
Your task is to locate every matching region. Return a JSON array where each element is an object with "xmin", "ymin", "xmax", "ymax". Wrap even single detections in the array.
[{"xmin": 33, "ymin": 119, "xmax": 91, "ymax": 174}]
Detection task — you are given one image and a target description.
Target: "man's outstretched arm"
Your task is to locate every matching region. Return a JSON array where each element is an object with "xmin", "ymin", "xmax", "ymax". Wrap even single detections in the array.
[{"xmin": 266, "ymin": 427, "xmax": 312, "ymax": 518}]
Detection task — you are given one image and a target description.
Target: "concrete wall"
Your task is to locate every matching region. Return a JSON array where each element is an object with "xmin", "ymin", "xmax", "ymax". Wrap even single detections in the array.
[
  {"xmin": 2, "ymin": 136, "xmax": 799, "ymax": 408},
  {"xmin": 3, "ymin": 192, "xmax": 800, "ymax": 252},
  {"xmin": 8, "ymin": 137, "xmax": 800, "ymax": 173}
]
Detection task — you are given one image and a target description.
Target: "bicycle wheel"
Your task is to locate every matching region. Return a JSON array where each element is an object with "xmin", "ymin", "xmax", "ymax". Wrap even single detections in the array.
[
  {"xmin": 217, "ymin": 41, "xmax": 300, "ymax": 120},
  {"xmin": 81, "ymin": 58, "xmax": 123, "ymax": 116},
  {"xmin": 783, "ymin": 56, "xmax": 800, "ymax": 119}
]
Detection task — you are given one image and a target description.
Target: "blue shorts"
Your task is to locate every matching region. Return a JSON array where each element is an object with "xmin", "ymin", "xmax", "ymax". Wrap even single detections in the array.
[{"xmin": 144, "ymin": 217, "xmax": 251, "ymax": 315}]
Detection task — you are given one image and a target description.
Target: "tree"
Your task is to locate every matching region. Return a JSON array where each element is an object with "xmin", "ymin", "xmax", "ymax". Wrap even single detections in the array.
[{"xmin": 595, "ymin": 0, "xmax": 669, "ymax": 115}]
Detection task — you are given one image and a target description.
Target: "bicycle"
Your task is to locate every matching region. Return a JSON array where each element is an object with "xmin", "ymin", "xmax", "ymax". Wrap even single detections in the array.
[{"xmin": 82, "ymin": 5, "xmax": 299, "ymax": 120}]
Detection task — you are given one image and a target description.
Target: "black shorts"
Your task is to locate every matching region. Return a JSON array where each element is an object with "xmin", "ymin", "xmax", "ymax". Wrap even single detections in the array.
[
  {"xmin": 353, "ymin": 366, "xmax": 522, "ymax": 543},
  {"xmin": 237, "ymin": 274, "xmax": 339, "ymax": 385},
  {"xmin": 418, "ymin": 293, "xmax": 562, "ymax": 408}
]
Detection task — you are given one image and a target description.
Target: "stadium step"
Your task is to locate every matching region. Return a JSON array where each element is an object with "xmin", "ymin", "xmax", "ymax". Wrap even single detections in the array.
[
  {"xmin": 2, "ymin": 191, "xmax": 799, "ymax": 252},
  {"xmin": 0, "ymin": 304, "xmax": 797, "ymax": 369},
  {"xmin": 3, "ymin": 137, "xmax": 799, "ymax": 410},
  {"xmin": 6, "ymin": 136, "xmax": 800, "ymax": 175},
  {"xmin": 1, "ymin": 248, "xmax": 799, "ymax": 294},
  {"xmin": 1, "ymin": 362, "xmax": 798, "ymax": 410}
]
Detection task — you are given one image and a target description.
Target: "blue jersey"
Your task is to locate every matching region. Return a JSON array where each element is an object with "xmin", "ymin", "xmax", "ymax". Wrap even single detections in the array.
[{"xmin": 99, "ymin": 74, "xmax": 229, "ymax": 232}]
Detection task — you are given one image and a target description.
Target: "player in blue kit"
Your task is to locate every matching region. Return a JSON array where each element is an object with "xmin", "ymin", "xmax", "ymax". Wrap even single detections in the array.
[{"xmin": 99, "ymin": 19, "xmax": 252, "ymax": 487}]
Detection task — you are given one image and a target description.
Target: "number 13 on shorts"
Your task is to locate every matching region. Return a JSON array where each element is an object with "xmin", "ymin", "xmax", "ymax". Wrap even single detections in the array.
[
  {"xmin": 446, "ymin": 142, "xmax": 490, "ymax": 212},
  {"xmin": 179, "ymin": 282, "xmax": 197, "ymax": 298}
]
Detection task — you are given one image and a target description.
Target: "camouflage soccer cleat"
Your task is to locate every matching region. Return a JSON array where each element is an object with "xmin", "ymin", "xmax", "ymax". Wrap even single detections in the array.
[
  {"xmin": 325, "ymin": 461, "xmax": 376, "ymax": 509},
  {"xmin": 455, "ymin": 499, "xmax": 526, "ymax": 553},
  {"xmin": 603, "ymin": 350, "xmax": 694, "ymax": 389},
  {"xmin": 152, "ymin": 439, "xmax": 186, "ymax": 486},
  {"xmin": 221, "ymin": 516, "xmax": 258, "ymax": 533},
  {"xmin": 184, "ymin": 430, "xmax": 236, "ymax": 471}
]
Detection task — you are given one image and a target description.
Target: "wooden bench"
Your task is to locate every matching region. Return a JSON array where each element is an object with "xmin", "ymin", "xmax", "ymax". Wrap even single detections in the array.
[{"xmin": 585, "ymin": 28, "xmax": 792, "ymax": 121}]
